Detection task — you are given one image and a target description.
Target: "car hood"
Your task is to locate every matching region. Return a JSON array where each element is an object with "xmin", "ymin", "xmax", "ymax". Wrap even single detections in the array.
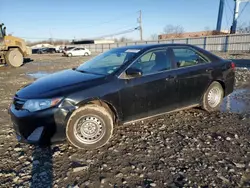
[{"xmin": 16, "ymin": 69, "xmax": 106, "ymax": 99}]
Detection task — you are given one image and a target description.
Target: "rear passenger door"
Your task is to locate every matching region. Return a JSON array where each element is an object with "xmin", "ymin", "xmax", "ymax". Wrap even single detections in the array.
[{"xmin": 170, "ymin": 47, "xmax": 213, "ymax": 106}]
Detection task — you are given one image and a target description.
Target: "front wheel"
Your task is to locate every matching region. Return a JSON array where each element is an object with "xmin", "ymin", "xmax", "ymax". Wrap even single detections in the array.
[
  {"xmin": 84, "ymin": 52, "xmax": 89, "ymax": 56},
  {"xmin": 202, "ymin": 81, "xmax": 224, "ymax": 112},
  {"xmin": 68, "ymin": 53, "xmax": 73, "ymax": 57},
  {"xmin": 66, "ymin": 105, "xmax": 114, "ymax": 150}
]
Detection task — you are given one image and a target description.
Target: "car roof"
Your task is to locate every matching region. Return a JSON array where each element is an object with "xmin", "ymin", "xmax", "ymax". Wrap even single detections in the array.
[
  {"xmin": 116, "ymin": 43, "xmax": 221, "ymax": 61},
  {"xmin": 116, "ymin": 43, "xmax": 198, "ymax": 50}
]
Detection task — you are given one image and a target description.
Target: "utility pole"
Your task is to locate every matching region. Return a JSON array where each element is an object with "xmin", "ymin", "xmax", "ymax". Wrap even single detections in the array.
[
  {"xmin": 138, "ymin": 10, "xmax": 143, "ymax": 41},
  {"xmin": 216, "ymin": 0, "xmax": 225, "ymax": 32},
  {"xmin": 231, "ymin": 0, "xmax": 250, "ymax": 34},
  {"xmin": 49, "ymin": 28, "xmax": 54, "ymax": 45}
]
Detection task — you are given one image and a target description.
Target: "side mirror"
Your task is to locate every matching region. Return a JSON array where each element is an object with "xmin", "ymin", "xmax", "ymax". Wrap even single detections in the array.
[{"xmin": 125, "ymin": 67, "xmax": 142, "ymax": 78}]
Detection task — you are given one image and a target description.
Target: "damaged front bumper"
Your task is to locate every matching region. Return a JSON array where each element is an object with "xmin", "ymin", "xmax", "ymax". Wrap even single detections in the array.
[{"xmin": 9, "ymin": 104, "xmax": 73, "ymax": 145}]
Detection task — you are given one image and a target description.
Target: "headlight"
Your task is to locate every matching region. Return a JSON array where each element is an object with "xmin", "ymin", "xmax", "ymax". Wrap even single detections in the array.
[{"xmin": 23, "ymin": 98, "xmax": 62, "ymax": 112}]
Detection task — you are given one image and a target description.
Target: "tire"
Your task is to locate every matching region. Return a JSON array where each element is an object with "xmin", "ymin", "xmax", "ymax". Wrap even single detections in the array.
[
  {"xmin": 68, "ymin": 53, "xmax": 72, "ymax": 57},
  {"xmin": 202, "ymin": 81, "xmax": 224, "ymax": 112},
  {"xmin": 66, "ymin": 105, "xmax": 114, "ymax": 150},
  {"xmin": 84, "ymin": 52, "xmax": 89, "ymax": 56},
  {"xmin": 5, "ymin": 49, "xmax": 24, "ymax": 67}
]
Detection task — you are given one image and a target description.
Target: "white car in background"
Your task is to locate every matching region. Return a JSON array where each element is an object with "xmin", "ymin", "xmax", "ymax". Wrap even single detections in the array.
[{"xmin": 64, "ymin": 47, "xmax": 91, "ymax": 57}]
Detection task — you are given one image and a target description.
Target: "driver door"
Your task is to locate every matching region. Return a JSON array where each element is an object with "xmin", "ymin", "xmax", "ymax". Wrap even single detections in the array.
[{"xmin": 119, "ymin": 48, "xmax": 179, "ymax": 122}]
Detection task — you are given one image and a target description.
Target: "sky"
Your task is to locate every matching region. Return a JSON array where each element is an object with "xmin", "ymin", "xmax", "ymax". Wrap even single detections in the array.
[{"xmin": 0, "ymin": 0, "xmax": 250, "ymax": 41}]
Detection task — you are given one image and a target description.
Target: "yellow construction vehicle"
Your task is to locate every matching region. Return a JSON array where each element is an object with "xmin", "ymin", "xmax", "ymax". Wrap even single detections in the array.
[{"xmin": 0, "ymin": 23, "xmax": 31, "ymax": 67}]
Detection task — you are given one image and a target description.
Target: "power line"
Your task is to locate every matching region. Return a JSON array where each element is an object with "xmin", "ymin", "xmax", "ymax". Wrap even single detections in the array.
[
  {"xmin": 77, "ymin": 24, "xmax": 138, "ymax": 39},
  {"xmin": 68, "ymin": 11, "xmax": 138, "ymax": 29},
  {"xmin": 238, "ymin": 1, "xmax": 249, "ymax": 19},
  {"xmin": 19, "ymin": 24, "xmax": 137, "ymax": 40},
  {"xmin": 19, "ymin": 9, "xmax": 143, "ymax": 41},
  {"xmin": 20, "ymin": 25, "xmax": 139, "ymax": 41},
  {"xmin": 224, "ymin": 0, "xmax": 235, "ymax": 31},
  {"xmin": 90, "ymin": 27, "xmax": 140, "ymax": 39},
  {"xmin": 231, "ymin": 0, "xmax": 250, "ymax": 34},
  {"xmin": 225, "ymin": 0, "xmax": 233, "ymax": 14},
  {"xmin": 224, "ymin": 2, "xmax": 231, "ymax": 31}
]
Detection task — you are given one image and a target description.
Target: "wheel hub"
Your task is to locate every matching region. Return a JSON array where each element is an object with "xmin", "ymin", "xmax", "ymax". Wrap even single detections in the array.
[
  {"xmin": 74, "ymin": 115, "xmax": 105, "ymax": 144},
  {"xmin": 207, "ymin": 87, "xmax": 222, "ymax": 108},
  {"xmin": 81, "ymin": 122, "xmax": 97, "ymax": 135}
]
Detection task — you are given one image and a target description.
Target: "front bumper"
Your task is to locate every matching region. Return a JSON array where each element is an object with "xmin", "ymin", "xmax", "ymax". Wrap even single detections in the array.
[{"xmin": 9, "ymin": 104, "xmax": 73, "ymax": 145}]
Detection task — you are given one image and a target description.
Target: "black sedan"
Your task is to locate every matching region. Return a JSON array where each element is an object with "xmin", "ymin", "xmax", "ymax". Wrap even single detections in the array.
[
  {"xmin": 37, "ymin": 47, "xmax": 56, "ymax": 54},
  {"xmin": 9, "ymin": 44, "xmax": 235, "ymax": 149}
]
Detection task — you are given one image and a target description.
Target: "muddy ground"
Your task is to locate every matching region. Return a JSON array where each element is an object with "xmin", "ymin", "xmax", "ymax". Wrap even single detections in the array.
[{"xmin": 0, "ymin": 53, "xmax": 250, "ymax": 188}]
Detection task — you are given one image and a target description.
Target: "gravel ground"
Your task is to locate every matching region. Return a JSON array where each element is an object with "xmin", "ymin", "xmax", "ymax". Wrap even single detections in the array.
[{"xmin": 0, "ymin": 53, "xmax": 250, "ymax": 188}]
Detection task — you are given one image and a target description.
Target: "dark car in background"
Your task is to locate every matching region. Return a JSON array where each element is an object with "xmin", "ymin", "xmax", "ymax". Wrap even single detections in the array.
[
  {"xmin": 37, "ymin": 47, "xmax": 56, "ymax": 54},
  {"xmin": 9, "ymin": 44, "xmax": 235, "ymax": 150},
  {"xmin": 32, "ymin": 48, "xmax": 40, "ymax": 54}
]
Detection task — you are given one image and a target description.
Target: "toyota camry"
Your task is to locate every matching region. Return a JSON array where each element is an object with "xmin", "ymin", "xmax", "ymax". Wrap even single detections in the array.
[{"xmin": 9, "ymin": 44, "xmax": 235, "ymax": 149}]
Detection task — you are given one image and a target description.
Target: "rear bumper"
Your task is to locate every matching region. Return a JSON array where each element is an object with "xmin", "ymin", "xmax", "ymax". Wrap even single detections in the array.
[{"xmin": 9, "ymin": 105, "xmax": 74, "ymax": 145}]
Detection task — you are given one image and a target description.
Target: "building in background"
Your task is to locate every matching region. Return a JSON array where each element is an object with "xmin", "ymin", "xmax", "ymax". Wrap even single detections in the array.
[{"xmin": 158, "ymin": 30, "xmax": 230, "ymax": 40}]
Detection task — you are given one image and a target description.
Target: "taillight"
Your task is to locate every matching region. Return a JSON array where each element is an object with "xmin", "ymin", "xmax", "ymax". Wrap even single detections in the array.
[{"xmin": 231, "ymin": 62, "xmax": 236, "ymax": 70}]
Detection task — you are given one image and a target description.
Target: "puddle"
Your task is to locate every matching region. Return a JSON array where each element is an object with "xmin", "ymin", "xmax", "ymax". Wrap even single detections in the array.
[
  {"xmin": 30, "ymin": 62, "xmax": 55, "ymax": 66},
  {"xmin": 26, "ymin": 71, "xmax": 50, "ymax": 79},
  {"xmin": 221, "ymin": 89, "xmax": 250, "ymax": 114}
]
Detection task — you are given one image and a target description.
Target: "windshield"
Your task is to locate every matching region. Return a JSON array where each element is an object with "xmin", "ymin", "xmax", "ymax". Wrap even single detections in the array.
[{"xmin": 77, "ymin": 48, "xmax": 141, "ymax": 75}]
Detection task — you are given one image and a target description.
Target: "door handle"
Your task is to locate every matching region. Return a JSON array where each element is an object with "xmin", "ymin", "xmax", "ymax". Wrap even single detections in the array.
[
  {"xmin": 206, "ymin": 68, "xmax": 213, "ymax": 72},
  {"xmin": 166, "ymin": 75, "xmax": 176, "ymax": 81}
]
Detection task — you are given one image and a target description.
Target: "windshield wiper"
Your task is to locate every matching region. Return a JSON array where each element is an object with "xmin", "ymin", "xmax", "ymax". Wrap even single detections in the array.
[{"xmin": 72, "ymin": 68, "xmax": 106, "ymax": 76}]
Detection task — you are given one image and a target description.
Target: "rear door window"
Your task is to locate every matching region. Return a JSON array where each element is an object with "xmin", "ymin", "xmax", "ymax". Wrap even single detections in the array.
[{"xmin": 172, "ymin": 47, "xmax": 209, "ymax": 68}]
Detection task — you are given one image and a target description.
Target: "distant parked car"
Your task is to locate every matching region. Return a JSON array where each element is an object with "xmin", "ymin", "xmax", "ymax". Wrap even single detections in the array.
[
  {"xmin": 62, "ymin": 47, "xmax": 74, "ymax": 54},
  {"xmin": 64, "ymin": 47, "xmax": 91, "ymax": 57},
  {"xmin": 37, "ymin": 48, "xmax": 56, "ymax": 54},
  {"xmin": 55, "ymin": 46, "xmax": 64, "ymax": 53},
  {"xmin": 32, "ymin": 49, "xmax": 40, "ymax": 54},
  {"xmin": 9, "ymin": 44, "xmax": 235, "ymax": 149}
]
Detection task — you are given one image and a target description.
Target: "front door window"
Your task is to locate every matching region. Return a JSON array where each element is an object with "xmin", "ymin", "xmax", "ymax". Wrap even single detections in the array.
[{"xmin": 130, "ymin": 49, "xmax": 171, "ymax": 75}]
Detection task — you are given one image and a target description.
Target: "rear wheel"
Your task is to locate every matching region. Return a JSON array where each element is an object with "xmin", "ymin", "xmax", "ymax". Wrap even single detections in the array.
[
  {"xmin": 202, "ymin": 81, "xmax": 224, "ymax": 112},
  {"xmin": 84, "ymin": 52, "xmax": 89, "ymax": 56},
  {"xmin": 66, "ymin": 105, "xmax": 114, "ymax": 150},
  {"xmin": 68, "ymin": 53, "xmax": 73, "ymax": 57},
  {"xmin": 5, "ymin": 49, "xmax": 24, "ymax": 67}
]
